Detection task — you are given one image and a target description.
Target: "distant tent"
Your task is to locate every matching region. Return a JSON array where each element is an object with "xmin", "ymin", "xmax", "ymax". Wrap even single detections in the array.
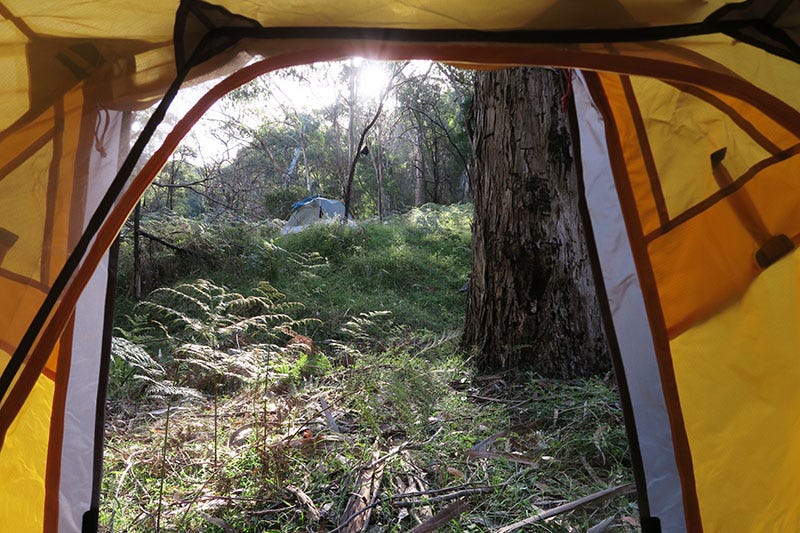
[
  {"xmin": 281, "ymin": 196, "xmax": 348, "ymax": 235},
  {"xmin": 2, "ymin": 1, "xmax": 800, "ymax": 532}
]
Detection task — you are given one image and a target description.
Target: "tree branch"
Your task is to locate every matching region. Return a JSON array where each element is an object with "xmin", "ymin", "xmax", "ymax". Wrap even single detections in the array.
[
  {"xmin": 494, "ymin": 483, "xmax": 636, "ymax": 533},
  {"xmin": 343, "ymin": 62, "xmax": 410, "ymax": 218},
  {"xmin": 126, "ymin": 226, "xmax": 196, "ymax": 255},
  {"xmin": 151, "ymin": 177, "xmax": 213, "ymax": 189}
]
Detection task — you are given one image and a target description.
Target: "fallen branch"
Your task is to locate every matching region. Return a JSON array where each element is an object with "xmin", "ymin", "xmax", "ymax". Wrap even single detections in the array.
[
  {"xmin": 467, "ymin": 429, "xmax": 539, "ymax": 466},
  {"xmin": 394, "ymin": 486, "xmax": 497, "ymax": 508},
  {"xmin": 320, "ymin": 397, "xmax": 341, "ymax": 433},
  {"xmin": 587, "ymin": 515, "xmax": 616, "ymax": 533},
  {"xmin": 494, "ymin": 483, "xmax": 636, "ymax": 533},
  {"xmin": 409, "ymin": 500, "xmax": 472, "ymax": 533},
  {"xmin": 286, "ymin": 484, "xmax": 320, "ymax": 522},
  {"xmin": 340, "ymin": 450, "xmax": 385, "ymax": 532}
]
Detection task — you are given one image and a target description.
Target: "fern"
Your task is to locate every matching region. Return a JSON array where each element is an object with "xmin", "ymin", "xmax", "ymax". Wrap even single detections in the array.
[{"xmin": 115, "ymin": 279, "xmax": 306, "ymax": 398}]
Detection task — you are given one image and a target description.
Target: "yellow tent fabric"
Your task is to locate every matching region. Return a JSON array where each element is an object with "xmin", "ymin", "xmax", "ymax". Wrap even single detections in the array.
[{"xmin": 0, "ymin": 0, "xmax": 799, "ymax": 531}]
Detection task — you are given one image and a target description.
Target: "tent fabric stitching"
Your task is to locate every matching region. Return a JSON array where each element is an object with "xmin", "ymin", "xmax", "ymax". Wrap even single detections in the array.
[
  {"xmin": 566, "ymin": 87, "xmax": 653, "ymax": 520},
  {"xmin": 43, "ymin": 316, "xmax": 74, "ymax": 533},
  {"xmin": 619, "ymin": 75, "xmax": 670, "ymax": 227},
  {"xmin": 663, "ymin": 82, "xmax": 783, "ymax": 155},
  {"xmin": 644, "ymin": 142, "xmax": 800, "ymax": 243},
  {"xmin": 584, "ymin": 70, "xmax": 701, "ymax": 532}
]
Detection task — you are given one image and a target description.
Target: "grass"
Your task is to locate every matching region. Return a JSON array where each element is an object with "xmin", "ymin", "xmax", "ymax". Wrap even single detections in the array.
[
  {"xmin": 273, "ymin": 203, "xmax": 473, "ymax": 336},
  {"xmin": 103, "ymin": 204, "xmax": 636, "ymax": 532}
]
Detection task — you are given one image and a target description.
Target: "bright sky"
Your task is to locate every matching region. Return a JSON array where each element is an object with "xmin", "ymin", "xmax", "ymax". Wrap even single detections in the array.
[{"xmin": 159, "ymin": 59, "xmax": 430, "ymax": 163}]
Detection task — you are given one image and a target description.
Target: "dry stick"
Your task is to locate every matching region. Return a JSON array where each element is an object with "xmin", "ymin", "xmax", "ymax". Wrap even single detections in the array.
[
  {"xmin": 286, "ymin": 484, "xmax": 321, "ymax": 522},
  {"xmin": 173, "ymin": 494, "xmax": 275, "ymax": 505},
  {"xmin": 467, "ymin": 429, "xmax": 539, "ymax": 466},
  {"xmin": 250, "ymin": 505, "xmax": 295, "ymax": 516},
  {"xmin": 340, "ymin": 450, "xmax": 386, "ymax": 533},
  {"xmin": 355, "ymin": 443, "xmax": 407, "ymax": 474},
  {"xmin": 494, "ymin": 483, "xmax": 636, "ymax": 533},
  {"xmin": 329, "ymin": 482, "xmax": 508, "ymax": 533},
  {"xmin": 155, "ymin": 402, "xmax": 173, "ymax": 533},
  {"xmin": 320, "ymin": 397, "xmax": 341, "ymax": 433},
  {"xmin": 175, "ymin": 453, "xmax": 282, "ymax": 528},
  {"xmin": 394, "ymin": 485, "xmax": 498, "ymax": 508},
  {"xmin": 197, "ymin": 511, "xmax": 235, "ymax": 532},
  {"xmin": 587, "ymin": 515, "xmax": 616, "ymax": 533},
  {"xmin": 409, "ymin": 500, "xmax": 472, "ymax": 533},
  {"xmin": 109, "ymin": 450, "xmax": 144, "ymax": 533},
  {"xmin": 328, "ymin": 500, "xmax": 383, "ymax": 533},
  {"xmin": 466, "ymin": 449, "xmax": 539, "ymax": 466},
  {"xmin": 392, "ymin": 481, "xmax": 507, "ymax": 501},
  {"xmin": 471, "ymin": 429, "xmax": 506, "ymax": 452}
]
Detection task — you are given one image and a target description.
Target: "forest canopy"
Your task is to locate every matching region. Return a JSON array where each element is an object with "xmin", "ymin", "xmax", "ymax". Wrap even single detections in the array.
[{"xmin": 134, "ymin": 60, "xmax": 473, "ymax": 222}]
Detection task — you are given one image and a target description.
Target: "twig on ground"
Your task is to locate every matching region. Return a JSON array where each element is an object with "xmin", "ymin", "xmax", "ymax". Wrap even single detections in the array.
[
  {"xmin": 466, "ymin": 449, "xmax": 539, "ymax": 465},
  {"xmin": 467, "ymin": 429, "xmax": 539, "ymax": 465},
  {"xmin": 108, "ymin": 450, "xmax": 144, "ymax": 533},
  {"xmin": 356, "ymin": 443, "xmax": 407, "ymax": 473},
  {"xmin": 286, "ymin": 484, "xmax": 321, "ymax": 522},
  {"xmin": 250, "ymin": 505, "xmax": 295, "ymax": 516},
  {"xmin": 409, "ymin": 500, "xmax": 473, "ymax": 533},
  {"xmin": 587, "ymin": 515, "xmax": 616, "ymax": 533},
  {"xmin": 494, "ymin": 483, "xmax": 636, "ymax": 533},
  {"xmin": 197, "ymin": 512, "xmax": 234, "ymax": 532},
  {"xmin": 328, "ymin": 500, "xmax": 383, "ymax": 533},
  {"xmin": 394, "ymin": 485, "xmax": 497, "ymax": 508},
  {"xmin": 392, "ymin": 481, "xmax": 502, "ymax": 500},
  {"xmin": 581, "ymin": 455, "xmax": 603, "ymax": 484},
  {"xmin": 471, "ymin": 430, "xmax": 506, "ymax": 452},
  {"xmin": 320, "ymin": 397, "xmax": 341, "ymax": 433},
  {"xmin": 340, "ymin": 450, "xmax": 386, "ymax": 532},
  {"xmin": 467, "ymin": 394, "xmax": 514, "ymax": 403},
  {"xmin": 155, "ymin": 402, "xmax": 173, "ymax": 532}
]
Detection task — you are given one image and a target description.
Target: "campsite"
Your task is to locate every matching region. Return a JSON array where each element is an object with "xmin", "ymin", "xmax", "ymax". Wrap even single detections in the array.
[
  {"xmin": 103, "ymin": 61, "xmax": 637, "ymax": 530},
  {"xmin": 2, "ymin": 2, "xmax": 800, "ymax": 532},
  {"xmin": 105, "ymin": 204, "xmax": 636, "ymax": 531}
]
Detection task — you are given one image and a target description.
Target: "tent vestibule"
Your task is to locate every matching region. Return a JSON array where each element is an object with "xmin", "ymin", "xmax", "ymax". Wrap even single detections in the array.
[{"xmin": 1, "ymin": 1, "xmax": 800, "ymax": 531}]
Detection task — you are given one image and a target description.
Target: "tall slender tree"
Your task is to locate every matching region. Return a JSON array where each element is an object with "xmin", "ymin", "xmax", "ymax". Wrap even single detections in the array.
[{"xmin": 462, "ymin": 67, "xmax": 609, "ymax": 378}]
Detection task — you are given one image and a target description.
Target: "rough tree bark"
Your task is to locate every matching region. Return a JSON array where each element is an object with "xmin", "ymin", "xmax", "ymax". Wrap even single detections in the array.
[{"xmin": 462, "ymin": 67, "xmax": 609, "ymax": 378}]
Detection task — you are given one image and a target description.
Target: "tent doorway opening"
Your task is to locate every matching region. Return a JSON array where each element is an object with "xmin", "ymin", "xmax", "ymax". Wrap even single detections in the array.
[
  {"xmin": 4, "ymin": 5, "xmax": 800, "ymax": 531},
  {"xmin": 103, "ymin": 59, "xmax": 637, "ymax": 531}
]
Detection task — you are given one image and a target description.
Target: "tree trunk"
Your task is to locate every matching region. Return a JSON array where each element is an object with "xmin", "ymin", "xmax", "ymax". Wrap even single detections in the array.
[
  {"xmin": 373, "ymin": 142, "xmax": 385, "ymax": 220},
  {"xmin": 413, "ymin": 139, "xmax": 425, "ymax": 206},
  {"xmin": 132, "ymin": 200, "xmax": 142, "ymax": 300},
  {"xmin": 431, "ymin": 136, "xmax": 440, "ymax": 203},
  {"xmin": 462, "ymin": 67, "xmax": 609, "ymax": 378}
]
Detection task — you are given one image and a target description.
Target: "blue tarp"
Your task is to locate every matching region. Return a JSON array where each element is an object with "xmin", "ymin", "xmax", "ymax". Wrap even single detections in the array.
[{"xmin": 292, "ymin": 195, "xmax": 320, "ymax": 212}]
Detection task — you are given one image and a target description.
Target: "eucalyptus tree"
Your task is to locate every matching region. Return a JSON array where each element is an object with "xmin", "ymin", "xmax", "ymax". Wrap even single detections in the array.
[
  {"xmin": 462, "ymin": 67, "xmax": 609, "ymax": 378},
  {"xmin": 396, "ymin": 64, "xmax": 472, "ymax": 206}
]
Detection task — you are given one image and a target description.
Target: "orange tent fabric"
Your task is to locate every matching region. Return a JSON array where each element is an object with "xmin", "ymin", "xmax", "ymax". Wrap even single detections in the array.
[{"xmin": 1, "ymin": 1, "xmax": 799, "ymax": 531}]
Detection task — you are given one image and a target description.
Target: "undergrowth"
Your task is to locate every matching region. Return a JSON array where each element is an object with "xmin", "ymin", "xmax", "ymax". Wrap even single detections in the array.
[{"xmin": 103, "ymin": 204, "xmax": 636, "ymax": 532}]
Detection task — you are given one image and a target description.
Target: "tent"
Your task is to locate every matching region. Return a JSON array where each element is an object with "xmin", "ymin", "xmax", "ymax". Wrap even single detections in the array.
[
  {"xmin": 281, "ymin": 195, "xmax": 348, "ymax": 235},
  {"xmin": 0, "ymin": 1, "xmax": 799, "ymax": 531}
]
